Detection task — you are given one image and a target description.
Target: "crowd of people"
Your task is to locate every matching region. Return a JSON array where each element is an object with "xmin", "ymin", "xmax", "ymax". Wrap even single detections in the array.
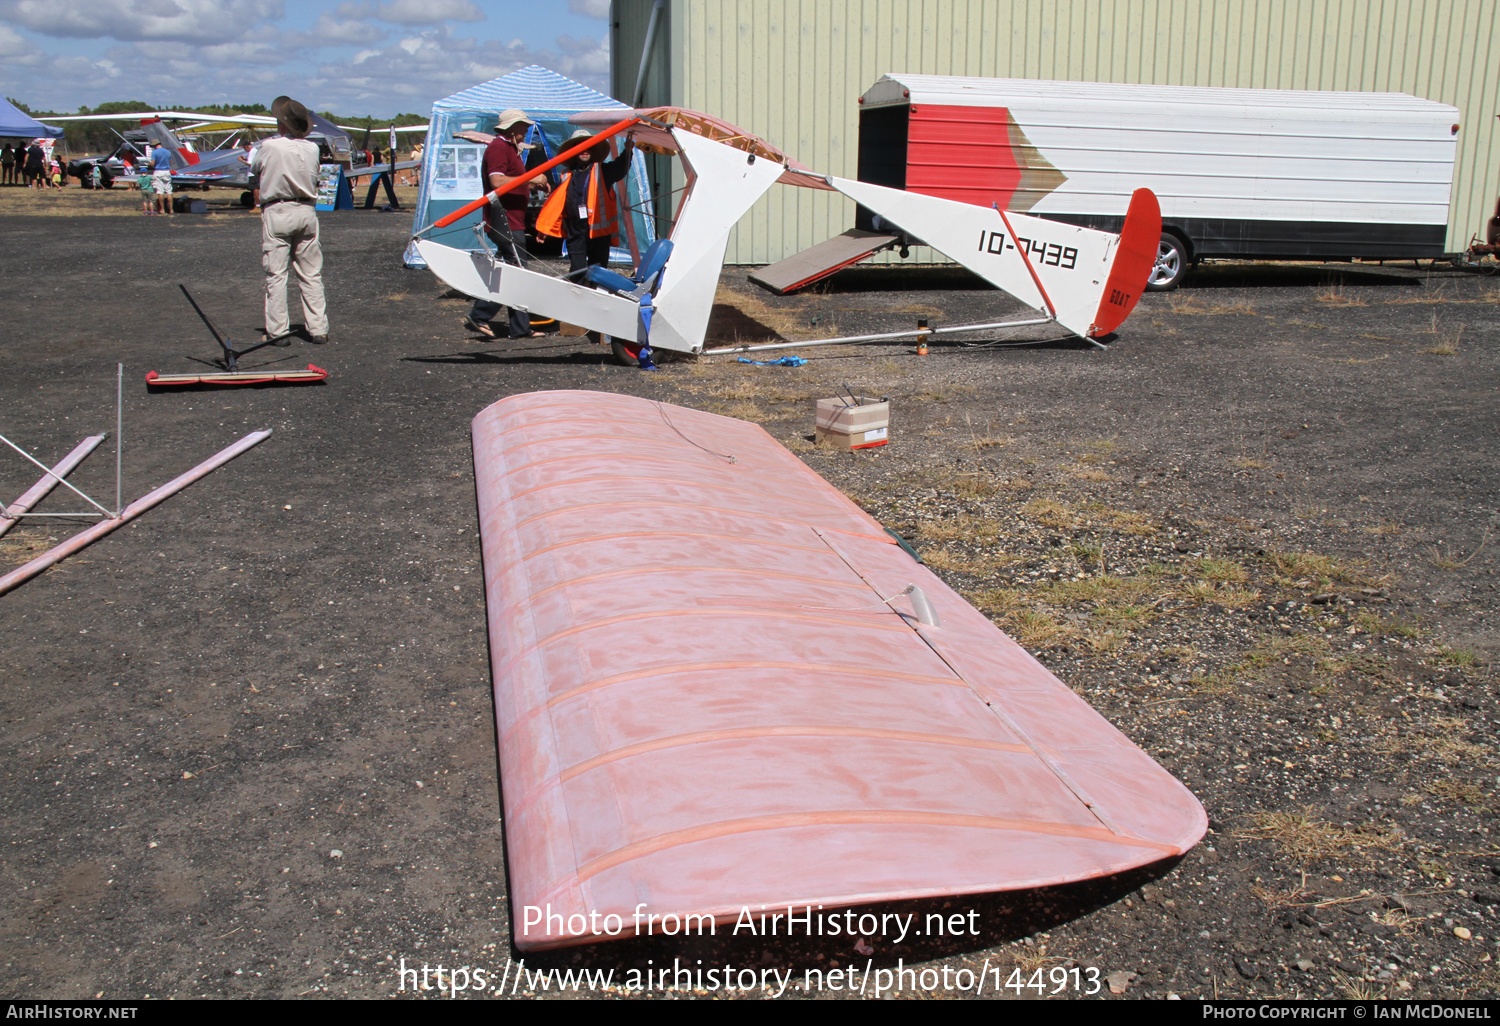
[
  {"xmin": 0, "ymin": 138, "xmax": 180, "ymax": 213},
  {"xmin": 1, "ymin": 141, "xmax": 68, "ymax": 188}
]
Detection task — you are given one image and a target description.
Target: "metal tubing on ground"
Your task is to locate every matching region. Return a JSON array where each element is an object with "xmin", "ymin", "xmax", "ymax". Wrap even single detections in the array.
[
  {"xmin": 0, "ymin": 431, "xmax": 116, "ymax": 519},
  {"xmin": 0, "ymin": 434, "xmax": 107, "ymax": 540},
  {"xmin": 700, "ymin": 316, "xmax": 1055, "ymax": 355},
  {"xmin": 0, "ymin": 430, "xmax": 271, "ymax": 597}
]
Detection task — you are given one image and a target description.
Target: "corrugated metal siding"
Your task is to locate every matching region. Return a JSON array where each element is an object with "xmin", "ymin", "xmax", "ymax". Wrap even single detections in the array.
[{"xmin": 613, "ymin": 0, "xmax": 1500, "ymax": 264}]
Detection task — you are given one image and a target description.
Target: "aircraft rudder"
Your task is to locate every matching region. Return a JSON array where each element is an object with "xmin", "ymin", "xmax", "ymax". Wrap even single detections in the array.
[{"xmin": 1088, "ymin": 188, "xmax": 1161, "ymax": 337}]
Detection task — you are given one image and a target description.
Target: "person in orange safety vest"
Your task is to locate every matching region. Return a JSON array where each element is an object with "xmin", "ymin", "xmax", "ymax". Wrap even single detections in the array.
[{"xmin": 536, "ymin": 129, "xmax": 636, "ymax": 276}]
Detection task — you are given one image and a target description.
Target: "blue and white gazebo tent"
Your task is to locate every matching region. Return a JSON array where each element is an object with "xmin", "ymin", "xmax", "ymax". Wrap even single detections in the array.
[
  {"xmin": 0, "ymin": 97, "xmax": 63, "ymax": 140},
  {"xmin": 404, "ymin": 66, "xmax": 654, "ymax": 269}
]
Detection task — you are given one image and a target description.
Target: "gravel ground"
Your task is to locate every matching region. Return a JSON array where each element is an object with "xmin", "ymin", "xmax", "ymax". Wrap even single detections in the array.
[{"xmin": 1, "ymin": 203, "xmax": 1497, "ymax": 999}]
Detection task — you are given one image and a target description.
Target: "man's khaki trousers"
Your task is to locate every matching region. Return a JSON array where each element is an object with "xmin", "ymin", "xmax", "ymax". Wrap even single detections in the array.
[{"xmin": 262, "ymin": 202, "xmax": 328, "ymax": 337}]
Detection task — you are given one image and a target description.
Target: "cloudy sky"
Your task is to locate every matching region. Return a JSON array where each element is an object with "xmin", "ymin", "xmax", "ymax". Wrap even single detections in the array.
[{"xmin": 0, "ymin": 0, "xmax": 614, "ymax": 116}]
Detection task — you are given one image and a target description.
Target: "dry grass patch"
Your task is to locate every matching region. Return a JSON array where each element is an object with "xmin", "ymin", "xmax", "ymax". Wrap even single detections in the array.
[
  {"xmin": 1425, "ymin": 779, "xmax": 1490, "ymax": 808},
  {"xmin": 922, "ymin": 547, "xmax": 971, "ymax": 572},
  {"xmin": 716, "ymin": 400, "xmax": 769, "ymax": 422},
  {"xmin": 0, "ymin": 187, "xmax": 177, "ymax": 217},
  {"xmin": 923, "ymin": 546, "xmax": 1021, "ymax": 573},
  {"xmin": 1181, "ymin": 581, "xmax": 1262, "ymax": 607},
  {"xmin": 1262, "ymin": 549, "xmax": 1372, "ymax": 587},
  {"xmin": 963, "ymin": 416, "xmax": 1014, "ymax": 451},
  {"xmin": 1370, "ymin": 718, "xmax": 1490, "ymax": 769},
  {"xmin": 1192, "ymin": 557, "xmax": 1249, "ymax": 583},
  {"xmin": 1101, "ymin": 508, "xmax": 1158, "ymax": 536},
  {"xmin": 1352, "ymin": 610, "xmax": 1421, "ymax": 639},
  {"xmin": 1435, "ymin": 647, "xmax": 1478, "ymax": 669},
  {"xmin": 1202, "ymin": 634, "xmax": 1327, "ymax": 691},
  {"xmin": 1021, "ymin": 497, "xmax": 1076, "ymax": 530},
  {"xmin": 1091, "ymin": 603, "xmax": 1156, "ymax": 631},
  {"xmin": 0, "ymin": 530, "xmax": 52, "ymax": 566},
  {"xmin": 1377, "ymin": 292, "xmax": 1451, "ymax": 306},
  {"xmin": 1085, "ymin": 630, "xmax": 1126, "ymax": 653},
  {"xmin": 967, "ymin": 587, "xmax": 1026, "ymax": 617},
  {"xmin": 1037, "ymin": 574, "xmax": 1153, "ymax": 606},
  {"xmin": 708, "ymin": 285, "xmax": 813, "ymax": 343},
  {"xmin": 918, "ymin": 514, "xmax": 1001, "ymax": 545},
  {"xmin": 1230, "ymin": 456, "xmax": 1269, "ymax": 470},
  {"xmin": 1423, "ymin": 324, "xmax": 1463, "ymax": 355},
  {"xmin": 972, "ymin": 432, "xmax": 1014, "ymax": 450},
  {"xmin": 1168, "ymin": 295, "xmax": 1256, "ymax": 316},
  {"xmin": 1314, "ymin": 285, "xmax": 1368, "ymax": 307},
  {"xmin": 892, "ymin": 303, "xmax": 944, "ymax": 318},
  {"xmin": 1001, "ymin": 609, "xmax": 1074, "ymax": 649},
  {"xmin": 1237, "ymin": 809, "xmax": 1404, "ymax": 863}
]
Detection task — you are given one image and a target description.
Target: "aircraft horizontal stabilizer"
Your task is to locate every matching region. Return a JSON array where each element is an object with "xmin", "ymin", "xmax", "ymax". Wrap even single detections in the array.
[{"xmin": 828, "ymin": 178, "xmax": 1159, "ymax": 339}]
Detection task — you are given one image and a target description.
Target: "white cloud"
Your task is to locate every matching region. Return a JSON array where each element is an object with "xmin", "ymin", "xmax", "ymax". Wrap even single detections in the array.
[
  {"xmin": 0, "ymin": 7, "xmax": 612, "ymax": 118},
  {"xmin": 290, "ymin": 11, "xmax": 386, "ymax": 46},
  {"xmin": 373, "ymin": 0, "xmax": 481, "ymax": 25},
  {"xmin": 553, "ymin": 33, "xmax": 608, "ymax": 78},
  {"xmin": 568, "ymin": 0, "xmax": 609, "ymax": 19},
  {"xmin": 0, "ymin": 20, "xmax": 31, "ymax": 55},
  {"xmin": 0, "ymin": 0, "xmax": 284, "ymax": 44}
]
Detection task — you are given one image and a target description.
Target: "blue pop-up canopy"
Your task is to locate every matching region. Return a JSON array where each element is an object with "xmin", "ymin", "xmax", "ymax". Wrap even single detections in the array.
[
  {"xmin": 404, "ymin": 65, "xmax": 654, "ymax": 268},
  {"xmin": 0, "ymin": 97, "xmax": 63, "ymax": 139}
]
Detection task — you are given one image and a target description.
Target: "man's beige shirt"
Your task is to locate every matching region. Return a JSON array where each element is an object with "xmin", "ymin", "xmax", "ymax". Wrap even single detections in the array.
[{"xmin": 252, "ymin": 137, "xmax": 320, "ymax": 203}]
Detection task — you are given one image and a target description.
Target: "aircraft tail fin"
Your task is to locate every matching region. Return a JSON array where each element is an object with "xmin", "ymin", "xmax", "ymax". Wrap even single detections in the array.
[
  {"xmin": 1087, "ymin": 188, "xmax": 1161, "ymax": 337},
  {"xmin": 828, "ymin": 177, "xmax": 1160, "ymax": 338},
  {"xmin": 140, "ymin": 118, "xmax": 199, "ymax": 169}
]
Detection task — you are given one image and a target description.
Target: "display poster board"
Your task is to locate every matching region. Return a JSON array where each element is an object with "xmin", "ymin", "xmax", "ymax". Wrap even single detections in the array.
[
  {"xmin": 315, "ymin": 164, "xmax": 353, "ymax": 211},
  {"xmin": 430, "ymin": 144, "xmax": 483, "ymax": 201},
  {"xmin": 315, "ymin": 164, "xmax": 341, "ymax": 209}
]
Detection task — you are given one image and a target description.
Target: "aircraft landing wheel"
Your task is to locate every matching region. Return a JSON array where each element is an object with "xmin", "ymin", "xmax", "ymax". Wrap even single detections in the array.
[
  {"xmin": 239, "ymin": 191, "xmax": 254, "ymax": 208},
  {"xmin": 1146, "ymin": 232, "xmax": 1190, "ymax": 291}
]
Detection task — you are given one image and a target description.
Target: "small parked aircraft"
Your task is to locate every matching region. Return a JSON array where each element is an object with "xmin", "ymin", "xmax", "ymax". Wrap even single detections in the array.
[
  {"xmin": 40, "ymin": 111, "xmax": 427, "ymax": 194},
  {"xmin": 413, "ymin": 107, "xmax": 1160, "ymax": 364}
]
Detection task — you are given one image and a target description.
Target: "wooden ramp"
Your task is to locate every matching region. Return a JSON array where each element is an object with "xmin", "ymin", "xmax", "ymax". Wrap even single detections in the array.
[{"xmin": 748, "ymin": 229, "xmax": 897, "ymax": 295}]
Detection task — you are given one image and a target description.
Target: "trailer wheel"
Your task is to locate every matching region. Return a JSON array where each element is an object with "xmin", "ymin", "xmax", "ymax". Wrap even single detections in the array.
[{"xmin": 1147, "ymin": 232, "xmax": 1190, "ymax": 291}]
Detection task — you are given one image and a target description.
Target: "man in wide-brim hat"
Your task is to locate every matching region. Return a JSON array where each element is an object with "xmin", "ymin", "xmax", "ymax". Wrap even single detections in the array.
[
  {"xmin": 251, "ymin": 95, "xmax": 328, "ymax": 344},
  {"xmin": 463, "ymin": 108, "xmax": 549, "ymax": 339},
  {"xmin": 272, "ymin": 94, "xmax": 312, "ymax": 139}
]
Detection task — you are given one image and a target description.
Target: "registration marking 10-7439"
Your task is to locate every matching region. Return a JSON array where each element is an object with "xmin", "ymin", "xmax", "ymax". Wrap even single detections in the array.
[{"xmin": 978, "ymin": 230, "xmax": 1078, "ymax": 269}]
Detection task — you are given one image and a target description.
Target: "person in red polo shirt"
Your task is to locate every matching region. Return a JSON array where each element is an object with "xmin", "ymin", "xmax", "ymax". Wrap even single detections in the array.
[{"xmin": 464, "ymin": 109, "xmax": 549, "ymax": 339}]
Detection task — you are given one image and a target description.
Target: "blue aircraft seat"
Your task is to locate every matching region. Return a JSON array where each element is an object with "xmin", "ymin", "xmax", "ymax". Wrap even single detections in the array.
[{"xmin": 585, "ymin": 239, "xmax": 673, "ymax": 297}]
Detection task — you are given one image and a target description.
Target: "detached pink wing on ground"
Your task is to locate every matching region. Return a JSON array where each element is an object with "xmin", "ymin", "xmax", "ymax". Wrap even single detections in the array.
[{"xmin": 473, "ymin": 392, "xmax": 1206, "ymax": 951}]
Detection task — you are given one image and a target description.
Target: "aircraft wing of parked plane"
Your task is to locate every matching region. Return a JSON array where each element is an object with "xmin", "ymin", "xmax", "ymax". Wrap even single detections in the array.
[
  {"xmin": 38, "ymin": 112, "xmax": 429, "ymax": 134},
  {"xmin": 43, "ymin": 111, "xmax": 426, "ymax": 190}
]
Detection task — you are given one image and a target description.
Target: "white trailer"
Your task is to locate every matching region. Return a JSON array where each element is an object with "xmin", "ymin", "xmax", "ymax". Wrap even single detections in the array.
[{"xmin": 851, "ymin": 74, "xmax": 1460, "ymax": 289}]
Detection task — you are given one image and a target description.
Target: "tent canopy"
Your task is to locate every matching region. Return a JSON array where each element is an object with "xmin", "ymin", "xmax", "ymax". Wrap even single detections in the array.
[
  {"xmin": 1, "ymin": 98, "xmax": 63, "ymax": 139},
  {"xmin": 434, "ymin": 65, "xmax": 630, "ymax": 118},
  {"xmin": 405, "ymin": 66, "xmax": 655, "ymax": 269}
]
